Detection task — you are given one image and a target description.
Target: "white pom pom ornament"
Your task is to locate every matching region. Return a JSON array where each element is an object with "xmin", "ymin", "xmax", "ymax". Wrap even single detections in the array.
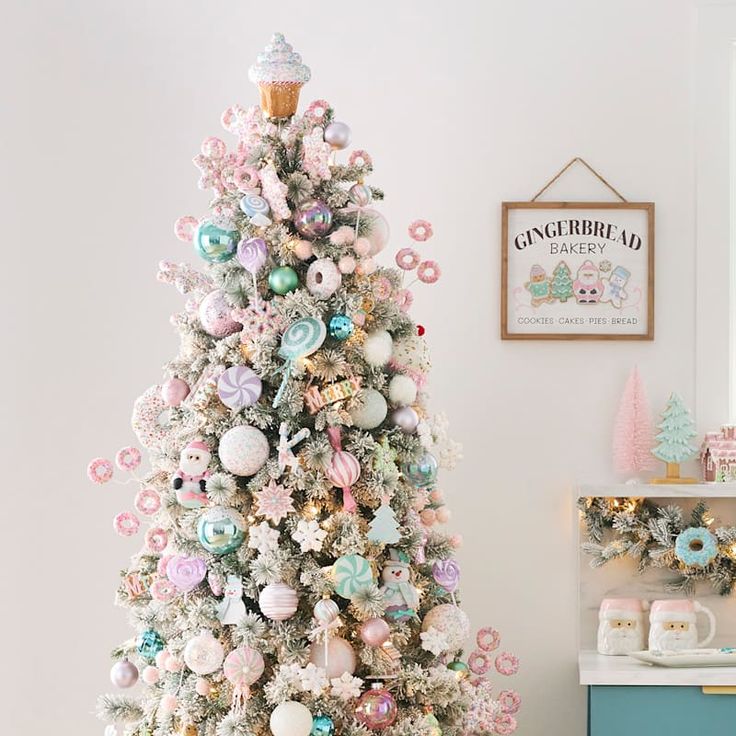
[
  {"xmin": 363, "ymin": 330, "xmax": 393, "ymax": 367},
  {"xmin": 350, "ymin": 388, "xmax": 388, "ymax": 429},
  {"xmin": 183, "ymin": 630, "xmax": 224, "ymax": 675},
  {"xmin": 270, "ymin": 701, "xmax": 313, "ymax": 736},
  {"xmin": 388, "ymin": 375, "xmax": 417, "ymax": 406}
]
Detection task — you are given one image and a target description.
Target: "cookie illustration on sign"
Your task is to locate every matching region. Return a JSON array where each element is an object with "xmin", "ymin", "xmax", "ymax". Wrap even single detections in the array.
[
  {"xmin": 601, "ymin": 265, "xmax": 631, "ymax": 308},
  {"xmin": 524, "ymin": 264, "xmax": 552, "ymax": 307},
  {"xmin": 573, "ymin": 260, "xmax": 603, "ymax": 304}
]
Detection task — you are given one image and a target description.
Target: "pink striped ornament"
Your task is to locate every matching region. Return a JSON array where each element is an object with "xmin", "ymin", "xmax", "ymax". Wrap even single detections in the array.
[
  {"xmin": 223, "ymin": 645, "xmax": 264, "ymax": 715},
  {"xmin": 217, "ymin": 366, "xmax": 262, "ymax": 409},
  {"xmin": 324, "ymin": 427, "xmax": 360, "ymax": 513}
]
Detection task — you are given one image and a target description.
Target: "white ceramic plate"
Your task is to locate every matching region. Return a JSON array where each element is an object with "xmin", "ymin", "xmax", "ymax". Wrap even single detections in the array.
[{"xmin": 628, "ymin": 649, "xmax": 736, "ymax": 668}]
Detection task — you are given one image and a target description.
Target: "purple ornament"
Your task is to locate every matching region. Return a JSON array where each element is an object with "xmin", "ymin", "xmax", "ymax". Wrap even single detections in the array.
[
  {"xmin": 166, "ymin": 555, "xmax": 207, "ymax": 593},
  {"xmin": 217, "ymin": 366, "xmax": 262, "ymax": 409},
  {"xmin": 110, "ymin": 659, "xmax": 139, "ymax": 688},
  {"xmin": 432, "ymin": 558, "xmax": 460, "ymax": 593},
  {"xmin": 391, "ymin": 406, "xmax": 419, "ymax": 434},
  {"xmin": 294, "ymin": 200, "xmax": 333, "ymax": 239},
  {"xmin": 237, "ymin": 237, "xmax": 268, "ymax": 274}
]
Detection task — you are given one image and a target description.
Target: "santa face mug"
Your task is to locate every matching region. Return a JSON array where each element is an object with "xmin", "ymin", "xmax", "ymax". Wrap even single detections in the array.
[
  {"xmin": 648, "ymin": 599, "xmax": 716, "ymax": 652},
  {"xmin": 597, "ymin": 598, "xmax": 648, "ymax": 656}
]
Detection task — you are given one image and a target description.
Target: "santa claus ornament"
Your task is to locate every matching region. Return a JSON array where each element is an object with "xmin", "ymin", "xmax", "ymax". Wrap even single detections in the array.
[
  {"xmin": 647, "ymin": 599, "xmax": 716, "ymax": 652},
  {"xmin": 596, "ymin": 598, "xmax": 647, "ymax": 656},
  {"xmin": 173, "ymin": 441, "xmax": 211, "ymax": 509}
]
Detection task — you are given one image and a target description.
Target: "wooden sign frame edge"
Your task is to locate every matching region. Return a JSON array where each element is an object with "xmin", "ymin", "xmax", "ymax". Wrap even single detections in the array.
[{"xmin": 500, "ymin": 201, "xmax": 655, "ymax": 341}]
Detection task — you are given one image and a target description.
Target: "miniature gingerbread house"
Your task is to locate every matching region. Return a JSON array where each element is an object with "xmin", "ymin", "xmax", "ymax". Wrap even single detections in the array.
[{"xmin": 700, "ymin": 425, "xmax": 736, "ymax": 482}]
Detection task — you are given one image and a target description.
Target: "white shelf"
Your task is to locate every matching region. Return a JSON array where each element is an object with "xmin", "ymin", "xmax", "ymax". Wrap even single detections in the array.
[
  {"xmin": 577, "ymin": 483, "xmax": 736, "ymax": 499},
  {"xmin": 579, "ymin": 650, "xmax": 736, "ymax": 686}
]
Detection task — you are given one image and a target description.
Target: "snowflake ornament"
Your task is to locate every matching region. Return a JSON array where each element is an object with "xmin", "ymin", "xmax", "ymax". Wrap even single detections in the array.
[
  {"xmin": 330, "ymin": 672, "xmax": 364, "ymax": 701},
  {"xmin": 254, "ymin": 480, "xmax": 295, "ymax": 525},
  {"xmin": 232, "ymin": 301, "xmax": 286, "ymax": 344},
  {"xmin": 248, "ymin": 521, "xmax": 281, "ymax": 554},
  {"xmin": 259, "ymin": 162, "xmax": 290, "ymax": 220},
  {"xmin": 302, "ymin": 127, "xmax": 332, "ymax": 182},
  {"xmin": 299, "ymin": 663, "xmax": 328, "ymax": 696},
  {"xmin": 420, "ymin": 627, "xmax": 450, "ymax": 656},
  {"xmin": 292, "ymin": 519, "xmax": 327, "ymax": 552}
]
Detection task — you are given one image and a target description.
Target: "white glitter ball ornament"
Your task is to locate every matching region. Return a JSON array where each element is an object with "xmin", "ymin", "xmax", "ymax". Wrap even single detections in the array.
[
  {"xmin": 183, "ymin": 630, "xmax": 225, "ymax": 675},
  {"xmin": 218, "ymin": 425, "xmax": 269, "ymax": 476}
]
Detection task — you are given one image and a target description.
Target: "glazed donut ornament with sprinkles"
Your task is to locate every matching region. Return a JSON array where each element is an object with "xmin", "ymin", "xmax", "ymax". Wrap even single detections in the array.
[{"xmin": 88, "ymin": 33, "xmax": 520, "ymax": 736}]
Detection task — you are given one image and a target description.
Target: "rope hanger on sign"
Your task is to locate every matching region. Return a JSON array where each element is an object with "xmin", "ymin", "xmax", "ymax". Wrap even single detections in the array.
[{"xmin": 530, "ymin": 157, "xmax": 628, "ymax": 202}]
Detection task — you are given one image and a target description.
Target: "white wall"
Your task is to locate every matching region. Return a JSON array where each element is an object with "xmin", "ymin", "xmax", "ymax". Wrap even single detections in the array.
[{"xmin": 1, "ymin": 1, "xmax": 700, "ymax": 734}]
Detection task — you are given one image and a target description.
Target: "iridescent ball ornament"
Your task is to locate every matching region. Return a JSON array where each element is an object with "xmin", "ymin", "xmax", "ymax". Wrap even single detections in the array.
[
  {"xmin": 311, "ymin": 715, "xmax": 335, "ymax": 736},
  {"xmin": 110, "ymin": 659, "xmax": 139, "ymax": 688},
  {"xmin": 328, "ymin": 314, "xmax": 354, "ymax": 341},
  {"xmin": 402, "ymin": 452, "xmax": 438, "ymax": 488},
  {"xmin": 348, "ymin": 183, "xmax": 372, "ymax": 207},
  {"xmin": 197, "ymin": 506, "xmax": 245, "ymax": 555},
  {"xmin": 194, "ymin": 221, "xmax": 239, "ymax": 263},
  {"xmin": 294, "ymin": 200, "xmax": 333, "ymax": 239},
  {"xmin": 324, "ymin": 121, "xmax": 352, "ymax": 149},
  {"xmin": 355, "ymin": 683, "xmax": 398, "ymax": 730},
  {"xmin": 269, "ymin": 266, "xmax": 299, "ymax": 295},
  {"xmin": 137, "ymin": 629, "xmax": 165, "ymax": 661}
]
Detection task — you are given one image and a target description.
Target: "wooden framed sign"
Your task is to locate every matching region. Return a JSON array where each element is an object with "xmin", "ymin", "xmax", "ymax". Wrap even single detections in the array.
[{"xmin": 501, "ymin": 201, "xmax": 654, "ymax": 340}]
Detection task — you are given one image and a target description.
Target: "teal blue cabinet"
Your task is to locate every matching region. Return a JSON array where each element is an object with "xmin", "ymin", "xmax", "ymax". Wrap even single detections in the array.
[{"xmin": 589, "ymin": 686, "xmax": 736, "ymax": 735}]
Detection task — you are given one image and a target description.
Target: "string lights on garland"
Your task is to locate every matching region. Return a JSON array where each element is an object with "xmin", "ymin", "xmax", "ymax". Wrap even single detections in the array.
[{"xmin": 579, "ymin": 497, "xmax": 736, "ymax": 595}]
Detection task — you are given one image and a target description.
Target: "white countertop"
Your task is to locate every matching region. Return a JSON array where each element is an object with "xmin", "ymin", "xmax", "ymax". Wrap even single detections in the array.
[{"xmin": 579, "ymin": 650, "xmax": 736, "ymax": 686}]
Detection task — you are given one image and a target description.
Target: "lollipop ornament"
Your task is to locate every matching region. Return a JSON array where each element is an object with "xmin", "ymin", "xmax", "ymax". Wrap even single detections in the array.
[
  {"xmin": 237, "ymin": 237, "xmax": 269, "ymax": 308},
  {"xmin": 273, "ymin": 317, "xmax": 327, "ymax": 408}
]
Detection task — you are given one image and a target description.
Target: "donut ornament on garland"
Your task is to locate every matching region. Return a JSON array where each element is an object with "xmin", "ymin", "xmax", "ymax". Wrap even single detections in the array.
[{"xmin": 324, "ymin": 426, "xmax": 360, "ymax": 513}]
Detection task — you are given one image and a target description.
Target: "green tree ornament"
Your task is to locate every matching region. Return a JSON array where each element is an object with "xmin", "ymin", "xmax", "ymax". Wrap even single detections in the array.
[{"xmin": 651, "ymin": 392, "xmax": 698, "ymax": 483}]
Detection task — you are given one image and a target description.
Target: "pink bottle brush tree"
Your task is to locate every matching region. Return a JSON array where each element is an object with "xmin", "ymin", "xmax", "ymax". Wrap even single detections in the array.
[{"xmin": 613, "ymin": 366, "xmax": 656, "ymax": 479}]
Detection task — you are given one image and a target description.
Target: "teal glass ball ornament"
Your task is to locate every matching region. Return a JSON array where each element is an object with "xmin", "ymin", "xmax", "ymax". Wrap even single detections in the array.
[
  {"xmin": 137, "ymin": 629, "xmax": 165, "ymax": 661},
  {"xmin": 447, "ymin": 660, "xmax": 470, "ymax": 680},
  {"xmin": 311, "ymin": 715, "xmax": 335, "ymax": 736},
  {"xmin": 402, "ymin": 452, "xmax": 438, "ymax": 488},
  {"xmin": 197, "ymin": 508, "xmax": 245, "ymax": 555},
  {"xmin": 194, "ymin": 221, "xmax": 239, "ymax": 263},
  {"xmin": 268, "ymin": 266, "xmax": 299, "ymax": 295},
  {"xmin": 328, "ymin": 313, "xmax": 354, "ymax": 341}
]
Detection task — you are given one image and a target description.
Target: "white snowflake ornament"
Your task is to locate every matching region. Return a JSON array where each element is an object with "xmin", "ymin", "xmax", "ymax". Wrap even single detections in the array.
[
  {"xmin": 248, "ymin": 521, "xmax": 280, "ymax": 554},
  {"xmin": 330, "ymin": 672, "xmax": 364, "ymax": 701},
  {"xmin": 420, "ymin": 626, "xmax": 450, "ymax": 656},
  {"xmin": 299, "ymin": 663, "xmax": 328, "ymax": 696},
  {"xmin": 292, "ymin": 519, "xmax": 327, "ymax": 552},
  {"xmin": 254, "ymin": 480, "xmax": 295, "ymax": 524}
]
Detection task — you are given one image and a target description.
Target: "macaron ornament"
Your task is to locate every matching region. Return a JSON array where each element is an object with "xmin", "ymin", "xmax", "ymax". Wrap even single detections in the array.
[{"xmin": 248, "ymin": 33, "xmax": 311, "ymax": 119}]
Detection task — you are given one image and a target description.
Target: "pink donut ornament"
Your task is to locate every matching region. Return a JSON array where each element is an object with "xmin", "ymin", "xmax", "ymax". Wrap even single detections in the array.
[
  {"xmin": 116, "ymin": 446, "xmax": 142, "ymax": 472},
  {"xmin": 145, "ymin": 527, "xmax": 168, "ymax": 553},
  {"xmin": 88, "ymin": 458, "xmax": 114, "ymax": 484},
  {"xmin": 495, "ymin": 652, "xmax": 520, "ymax": 676},
  {"xmin": 174, "ymin": 215, "xmax": 199, "ymax": 243},
  {"xmin": 135, "ymin": 488, "xmax": 161, "ymax": 516},
  {"xmin": 417, "ymin": 260, "xmax": 441, "ymax": 284},
  {"xmin": 113, "ymin": 511, "xmax": 140, "ymax": 537},
  {"xmin": 131, "ymin": 385, "xmax": 171, "ymax": 450},
  {"xmin": 233, "ymin": 166, "xmax": 260, "ymax": 192},
  {"xmin": 468, "ymin": 650, "xmax": 492, "ymax": 675},
  {"xmin": 476, "ymin": 627, "xmax": 501, "ymax": 652},
  {"xmin": 149, "ymin": 578, "xmax": 177, "ymax": 602},
  {"xmin": 217, "ymin": 366, "xmax": 262, "ymax": 409},
  {"xmin": 408, "ymin": 219, "xmax": 433, "ymax": 242},
  {"xmin": 395, "ymin": 248, "xmax": 420, "ymax": 271}
]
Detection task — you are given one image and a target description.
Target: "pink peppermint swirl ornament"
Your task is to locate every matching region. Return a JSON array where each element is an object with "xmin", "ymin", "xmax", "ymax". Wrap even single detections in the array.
[
  {"xmin": 324, "ymin": 427, "xmax": 360, "ymax": 513},
  {"xmin": 166, "ymin": 555, "xmax": 207, "ymax": 593},
  {"xmin": 223, "ymin": 646, "xmax": 265, "ymax": 689},
  {"xmin": 217, "ymin": 366, "xmax": 262, "ymax": 409},
  {"xmin": 432, "ymin": 558, "xmax": 460, "ymax": 593}
]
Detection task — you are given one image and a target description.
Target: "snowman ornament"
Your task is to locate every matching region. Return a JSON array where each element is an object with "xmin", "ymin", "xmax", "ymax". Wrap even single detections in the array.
[
  {"xmin": 380, "ymin": 548, "xmax": 420, "ymax": 622},
  {"xmin": 173, "ymin": 440, "xmax": 211, "ymax": 509},
  {"xmin": 216, "ymin": 574, "xmax": 247, "ymax": 625}
]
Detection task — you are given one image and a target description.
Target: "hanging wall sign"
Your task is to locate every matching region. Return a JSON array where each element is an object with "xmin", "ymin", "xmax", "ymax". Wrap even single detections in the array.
[{"xmin": 501, "ymin": 159, "xmax": 654, "ymax": 340}]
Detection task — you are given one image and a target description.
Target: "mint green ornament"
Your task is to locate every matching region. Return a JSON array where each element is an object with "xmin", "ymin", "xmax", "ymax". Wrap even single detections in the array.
[
  {"xmin": 268, "ymin": 266, "xmax": 299, "ymax": 295},
  {"xmin": 197, "ymin": 507, "xmax": 245, "ymax": 555},
  {"xmin": 194, "ymin": 221, "xmax": 239, "ymax": 263}
]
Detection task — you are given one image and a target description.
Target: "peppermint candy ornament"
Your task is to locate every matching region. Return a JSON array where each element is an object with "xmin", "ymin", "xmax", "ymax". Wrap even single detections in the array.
[
  {"xmin": 333, "ymin": 554, "xmax": 374, "ymax": 599},
  {"xmin": 239, "ymin": 194, "xmax": 272, "ymax": 226},
  {"xmin": 273, "ymin": 317, "xmax": 327, "ymax": 407},
  {"xmin": 324, "ymin": 427, "xmax": 360, "ymax": 513},
  {"xmin": 223, "ymin": 646, "xmax": 265, "ymax": 714},
  {"xmin": 217, "ymin": 366, "xmax": 262, "ymax": 409}
]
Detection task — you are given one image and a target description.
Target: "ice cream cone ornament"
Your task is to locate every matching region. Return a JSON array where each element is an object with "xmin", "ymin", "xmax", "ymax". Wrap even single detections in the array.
[{"xmin": 249, "ymin": 33, "xmax": 311, "ymax": 119}]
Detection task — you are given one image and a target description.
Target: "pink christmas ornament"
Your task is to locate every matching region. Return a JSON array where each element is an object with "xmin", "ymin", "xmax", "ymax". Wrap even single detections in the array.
[
  {"xmin": 353, "ymin": 237, "xmax": 371, "ymax": 257},
  {"xmin": 360, "ymin": 617, "xmax": 390, "ymax": 647},
  {"xmin": 155, "ymin": 650, "xmax": 170, "ymax": 668},
  {"xmin": 223, "ymin": 646, "xmax": 265, "ymax": 709},
  {"xmin": 198, "ymin": 290, "xmax": 242, "ymax": 338},
  {"xmin": 113, "ymin": 511, "xmax": 139, "ymax": 537},
  {"xmin": 408, "ymin": 219, "xmax": 433, "ymax": 242},
  {"xmin": 110, "ymin": 659, "xmax": 139, "ymax": 688},
  {"xmin": 449, "ymin": 534, "xmax": 463, "ymax": 549},
  {"xmin": 324, "ymin": 427, "xmax": 360, "ymax": 513},
  {"xmin": 396, "ymin": 248, "xmax": 420, "ymax": 271},
  {"xmin": 259, "ymin": 582, "xmax": 298, "ymax": 621},
  {"xmin": 417, "ymin": 260, "xmax": 441, "ymax": 284},
  {"xmin": 174, "ymin": 215, "xmax": 200, "ymax": 243},
  {"xmin": 161, "ymin": 378, "xmax": 190, "ymax": 407},
  {"xmin": 613, "ymin": 366, "xmax": 656, "ymax": 476},
  {"xmin": 338, "ymin": 255, "xmax": 356, "ymax": 274},
  {"xmin": 436, "ymin": 507, "xmax": 451, "ymax": 524},
  {"xmin": 308, "ymin": 636, "xmax": 356, "ymax": 678},
  {"xmin": 149, "ymin": 578, "xmax": 177, "ymax": 602},
  {"xmin": 159, "ymin": 693, "xmax": 178, "ymax": 714},
  {"xmin": 165, "ymin": 657, "xmax": 184, "ymax": 673},
  {"xmin": 145, "ymin": 527, "xmax": 168, "ymax": 553},
  {"xmin": 141, "ymin": 666, "xmax": 160, "ymax": 685},
  {"xmin": 495, "ymin": 652, "xmax": 520, "ymax": 676},
  {"xmin": 166, "ymin": 555, "xmax": 207, "ymax": 593},
  {"xmin": 115, "ymin": 447, "xmax": 141, "ymax": 472},
  {"xmin": 134, "ymin": 488, "xmax": 161, "ymax": 516},
  {"xmin": 293, "ymin": 240, "xmax": 313, "ymax": 260},
  {"xmin": 195, "ymin": 678, "xmax": 211, "ymax": 696}
]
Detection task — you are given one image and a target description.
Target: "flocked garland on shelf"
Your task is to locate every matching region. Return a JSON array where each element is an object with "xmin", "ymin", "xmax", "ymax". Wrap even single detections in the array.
[{"xmin": 579, "ymin": 497, "xmax": 736, "ymax": 596}]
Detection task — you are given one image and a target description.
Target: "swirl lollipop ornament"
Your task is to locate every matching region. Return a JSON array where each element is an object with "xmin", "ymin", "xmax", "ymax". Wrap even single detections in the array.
[
  {"xmin": 237, "ymin": 237, "xmax": 269, "ymax": 308},
  {"xmin": 273, "ymin": 317, "xmax": 327, "ymax": 407},
  {"xmin": 223, "ymin": 646, "xmax": 265, "ymax": 715},
  {"xmin": 324, "ymin": 426, "xmax": 361, "ymax": 513}
]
